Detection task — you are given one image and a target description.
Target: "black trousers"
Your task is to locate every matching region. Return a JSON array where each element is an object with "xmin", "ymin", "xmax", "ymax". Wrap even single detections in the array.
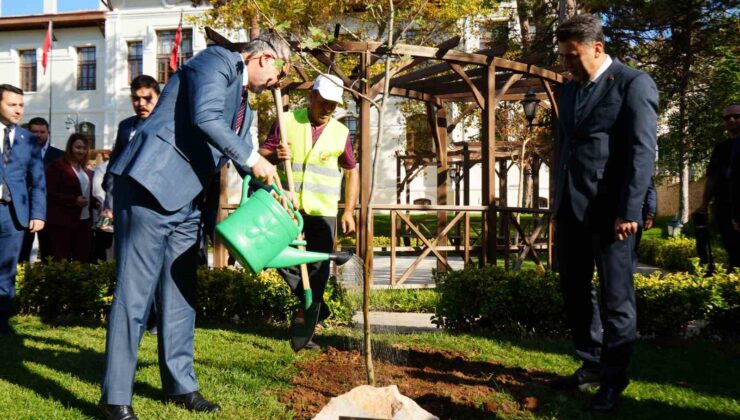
[
  {"xmin": 278, "ymin": 215, "xmax": 335, "ymax": 317},
  {"xmin": 715, "ymin": 204, "xmax": 740, "ymax": 269},
  {"xmin": 556, "ymin": 198, "xmax": 636, "ymax": 387}
]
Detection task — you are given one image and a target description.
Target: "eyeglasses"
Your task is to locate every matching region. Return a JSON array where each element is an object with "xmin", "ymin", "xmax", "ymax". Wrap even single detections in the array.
[
  {"xmin": 254, "ymin": 54, "xmax": 289, "ymax": 82},
  {"xmin": 723, "ymin": 114, "xmax": 740, "ymax": 121}
]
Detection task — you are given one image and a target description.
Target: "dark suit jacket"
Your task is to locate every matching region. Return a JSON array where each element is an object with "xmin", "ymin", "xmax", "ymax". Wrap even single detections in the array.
[
  {"xmin": 102, "ymin": 116, "xmax": 139, "ymax": 209},
  {"xmin": 107, "ymin": 45, "xmax": 254, "ymax": 211},
  {"xmin": 0, "ymin": 125, "xmax": 46, "ymax": 226},
  {"xmin": 553, "ymin": 59, "xmax": 659, "ymax": 226},
  {"xmin": 43, "ymin": 145, "xmax": 63, "ymax": 169},
  {"xmin": 642, "ymin": 180, "xmax": 657, "ymax": 222},
  {"xmin": 45, "ymin": 159, "xmax": 95, "ymax": 227}
]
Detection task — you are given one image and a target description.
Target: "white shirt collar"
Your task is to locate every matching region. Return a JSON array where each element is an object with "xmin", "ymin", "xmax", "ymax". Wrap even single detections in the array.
[
  {"xmin": 590, "ymin": 55, "xmax": 613, "ymax": 84},
  {"xmin": 241, "ymin": 55, "xmax": 249, "ymax": 88},
  {"xmin": 41, "ymin": 140, "xmax": 49, "ymax": 156},
  {"xmin": 0, "ymin": 121, "xmax": 15, "ymax": 148}
]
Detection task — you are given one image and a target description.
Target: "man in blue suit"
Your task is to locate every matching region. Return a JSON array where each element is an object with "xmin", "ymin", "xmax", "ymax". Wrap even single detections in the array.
[
  {"xmin": 0, "ymin": 84, "xmax": 46, "ymax": 335},
  {"xmin": 18, "ymin": 117, "xmax": 62, "ymax": 263},
  {"xmin": 99, "ymin": 32, "xmax": 290, "ymax": 420},
  {"xmin": 552, "ymin": 14, "xmax": 658, "ymax": 411}
]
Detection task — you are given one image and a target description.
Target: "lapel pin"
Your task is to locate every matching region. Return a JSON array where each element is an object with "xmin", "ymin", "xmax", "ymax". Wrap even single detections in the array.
[{"xmin": 608, "ymin": 74, "xmax": 616, "ymax": 81}]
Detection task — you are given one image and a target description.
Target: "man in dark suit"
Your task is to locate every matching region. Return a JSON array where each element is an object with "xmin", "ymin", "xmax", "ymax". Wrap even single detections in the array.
[
  {"xmin": 0, "ymin": 84, "xmax": 46, "ymax": 335},
  {"xmin": 102, "ymin": 74, "xmax": 161, "ymax": 213},
  {"xmin": 18, "ymin": 117, "xmax": 62, "ymax": 263},
  {"xmin": 99, "ymin": 33, "xmax": 290, "ymax": 420},
  {"xmin": 552, "ymin": 14, "xmax": 658, "ymax": 411}
]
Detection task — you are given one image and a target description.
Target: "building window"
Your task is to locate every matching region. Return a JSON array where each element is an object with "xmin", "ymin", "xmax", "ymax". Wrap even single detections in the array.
[
  {"xmin": 127, "ymin": 41, "xmax": 143, "ymax": 83},
  {"xmin": 76, "ymin": 46, "xmax": 96, "ymax": 90},
  {"xmin": 157, "ymin": 28, "xmax": 193, "ymax": 84},
  {"xmin": 19, "ymin": 50, "xmax": 37, "ymax": 92}
]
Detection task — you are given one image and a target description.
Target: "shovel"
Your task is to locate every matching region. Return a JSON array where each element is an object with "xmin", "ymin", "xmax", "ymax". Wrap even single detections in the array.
[{"xmin": 273, "ymin": 88, "xmax": 322, "ymax": 352}]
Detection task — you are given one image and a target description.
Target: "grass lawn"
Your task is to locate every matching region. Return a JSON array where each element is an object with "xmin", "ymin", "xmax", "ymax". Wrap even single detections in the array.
[{"xmin": 2, "ymin": 316, "xmax": 739, "ymax": 419}]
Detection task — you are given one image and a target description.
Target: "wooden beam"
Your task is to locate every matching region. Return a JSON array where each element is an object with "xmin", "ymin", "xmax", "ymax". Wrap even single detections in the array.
[
  {"xmin": 482, "ymin": 64, "xmax": 497, "ymax": 265},
  {"xmin": 359, "ymin": 52, "xmax": 371, "ymax": 262},
  {"xmin": 448, "ymin": 63, "xmax": 485, "ymax": 109},
  {"xmin": 447, "ymin": 103, "xmax": 478, "ymax": 133},
  {"xmin": 540, "ymin": 79, "xmax": 559, "ymax": 120},
  {"xmin": 427, "ymin": 103, "xmax": 449, "ymax": 272}
]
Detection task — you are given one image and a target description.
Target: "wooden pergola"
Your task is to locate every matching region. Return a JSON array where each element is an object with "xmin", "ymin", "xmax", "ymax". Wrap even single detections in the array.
[{"xmin": 215, "ymin": 35, "xmax": 565, "ymax": 281}]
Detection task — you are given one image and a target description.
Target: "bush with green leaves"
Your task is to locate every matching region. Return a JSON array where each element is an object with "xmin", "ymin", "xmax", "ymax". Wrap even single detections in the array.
[
  {"xmin": 638, "ymin": 236, "xmax": 697, "ymax": 271},
  {"xmin": 433, "ymin": 265, "xmax": 566, "ymax": 335},
  {"xmin": 434, "ymin": 264, "xmax": 740, "ymax": 338},
  {"xmin": 346, "ymin": 288, "xmax": 439, "ymax": 313},
  {"xmin": 17, "ymin": 261, "xmax": 353, "ymax": 326}
]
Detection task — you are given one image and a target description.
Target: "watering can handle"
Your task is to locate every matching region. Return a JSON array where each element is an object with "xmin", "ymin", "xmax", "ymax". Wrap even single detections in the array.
[{"xmin": 240, "ymin": 175, "xmax": 304, "ymax": 232}]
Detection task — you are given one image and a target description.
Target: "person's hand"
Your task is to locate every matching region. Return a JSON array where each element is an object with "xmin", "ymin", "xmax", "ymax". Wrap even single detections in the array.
[
  {"xmin": 644, "ymin": 216, "xmax": 654, "ymax": 230},
  {"xmin": 341, "ymin": 211, "xmax": 356, "ymax": 235},
  {"xmin": 102, "ymin": 208, "xmax": 114, "ymax": 220},
  {"xmin": 76, "ymin": 196, "xmax": 89, "ymax": 207},
  {"xmin": 251, "ymin": 155, "xmax": 277, "ymax": 185},
  {"xmin": 614, "ymin": 217, "xmax": 638, "ymax": 241},
  {"xmin": 29, "ymin": 219, "xmax": 45, "ymax": 233},
  {"xmin": 277, "ymin": 143, "xmax": 291, "ymax": 161}
]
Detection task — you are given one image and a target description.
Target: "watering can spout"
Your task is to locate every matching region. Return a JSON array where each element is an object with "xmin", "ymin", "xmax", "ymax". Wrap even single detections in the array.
[
  {"xmin": 266, "ymin": 246, "xmax": 332, "ymax": 269},
  {"xmin": 330, "ymin": 251, "xmax": 354, "ymax": 266}
]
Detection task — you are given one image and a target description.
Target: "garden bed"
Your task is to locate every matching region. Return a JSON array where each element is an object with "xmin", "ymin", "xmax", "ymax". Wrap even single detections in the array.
[{"xmin": 280, "ymin": 345, "xmax": 554, "ymax": 419}]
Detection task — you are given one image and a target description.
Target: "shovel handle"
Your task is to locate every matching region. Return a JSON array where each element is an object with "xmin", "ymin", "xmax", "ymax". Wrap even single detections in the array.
[{"xmin": 273, "ymin": 88, "xmax": 312, "ymax": 309}]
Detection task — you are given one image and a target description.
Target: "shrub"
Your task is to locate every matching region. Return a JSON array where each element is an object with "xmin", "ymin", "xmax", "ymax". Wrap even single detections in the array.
[
  {"xmin": 17, "ymin": 261, "xmax": 353, "ymax": 326},
  {"xmin": 346, "ymin": 288, "xmax": 439, "ymax": 313},
  {"xmin": 638, "ymin": 236, "xmax": 697, "ymax": 271},
  {"xmin": 434, "ymin": 265, "xmax": 740, "ymax": 338},
  {"xmin": 433, "ymin": 265, "xmax": 566, "ymax": 335}
]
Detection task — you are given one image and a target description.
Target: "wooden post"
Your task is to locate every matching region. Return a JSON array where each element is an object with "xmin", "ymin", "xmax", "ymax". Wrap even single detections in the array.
[
  {"xmin": 359, "ymin": 51, "xmax": 372, "ymax": 276},
  {"xmin": 390, "ymin": 210, "xmax": 397, "ymax": 286},
  {"xmin": 482, "ymin": 63, "xmax": 497, "ymax": 265},
  {"xmin": 428, "ymin": 103, "xmax": 448, "ymax": 272},
  {"xmin": 213, "ymin": 164, "xmax": 230, "ymax": 267},
  {"xmin": 499, "ymin": 160, "xmax": 509, "ymax": 269}
]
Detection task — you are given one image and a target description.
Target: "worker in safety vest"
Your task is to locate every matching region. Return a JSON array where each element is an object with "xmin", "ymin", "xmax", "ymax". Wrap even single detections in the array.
[{"xmin": 259, "ymin": 74, "xmax": 359, "ymax": 346}]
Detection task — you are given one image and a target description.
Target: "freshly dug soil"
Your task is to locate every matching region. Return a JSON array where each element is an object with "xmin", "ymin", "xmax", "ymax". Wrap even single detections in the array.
[{"xmin": 280, "ymin": 343, "xmax": 560, "ymax": 419}]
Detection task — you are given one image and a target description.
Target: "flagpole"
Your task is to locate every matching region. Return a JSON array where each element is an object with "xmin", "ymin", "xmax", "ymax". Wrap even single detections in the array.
[{"xmin": 47, "ymin": 21, "xmax": 53, "ymax": 129}]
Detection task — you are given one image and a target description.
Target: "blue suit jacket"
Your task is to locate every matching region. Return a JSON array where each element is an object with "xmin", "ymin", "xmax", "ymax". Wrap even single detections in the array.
[
  {"xmin": 108, "ymin": 45, "xmax": 253, "ymax": 211},
  {"xmin": 102, "ymin": 116, "xmax": 139, "ymax": 209},
  {"xmin": 0, "ymin": 126, "xmax": 46, "ymax": 226},
  {"xmin": 553, "ymin": 59, "xmax": 659, "ymax": 225},
  {"xmin": 642, "ymin": 180, "xmax": 656, "ymax": 222}
]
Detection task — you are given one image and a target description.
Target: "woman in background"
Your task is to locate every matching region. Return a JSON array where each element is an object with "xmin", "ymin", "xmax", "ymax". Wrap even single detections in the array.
[{"xmin": 45, "ymin": 133, "xmax": 97, "ymax": 262}]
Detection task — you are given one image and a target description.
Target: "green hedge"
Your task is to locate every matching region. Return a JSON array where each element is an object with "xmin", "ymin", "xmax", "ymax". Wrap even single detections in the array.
[
  {"xmin": 434, "ymin": 265, "xmax": 740, "ymax": 338},
  {"xmin": 16, "ymin": 261, "xmax": 353, "ymax": 326},
  {"xmin": 433, "ymin": 266, "xmax": 566, "ymax": 335},
  {"xmin": 638, "ymin": 236, "xmax": 697, "ymax": 271},
  {"xmin": 346, "ymin": 288, "xmax": 439, "ymax": 313}
]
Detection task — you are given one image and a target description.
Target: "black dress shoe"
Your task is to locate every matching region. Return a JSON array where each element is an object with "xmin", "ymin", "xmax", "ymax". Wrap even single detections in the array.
[
  {"xmin": 557, "ymin": 364, "xmax": 601, "ymax": 390},
  {"xmin": 590, "ymin": 384, "xmax": 626, "ymax": 412},
  {"xmin": 169, "ymin": 391, "xmax": 221, "ymax": 412},
  {"xmin": 98, "ymin": 402, "xmax": 138, "ymax": 420}
]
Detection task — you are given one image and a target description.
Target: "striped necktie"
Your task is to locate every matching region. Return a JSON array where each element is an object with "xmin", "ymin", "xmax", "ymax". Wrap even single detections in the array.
[{"xmin": 233, "ymin": 86, "xmax": 248, "ymax": 134}]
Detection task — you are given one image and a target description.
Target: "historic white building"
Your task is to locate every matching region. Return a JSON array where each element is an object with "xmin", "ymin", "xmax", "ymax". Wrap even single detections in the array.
[{"xmin": 0, "ymin": 0, "xmax": 549, "ymax": 206}]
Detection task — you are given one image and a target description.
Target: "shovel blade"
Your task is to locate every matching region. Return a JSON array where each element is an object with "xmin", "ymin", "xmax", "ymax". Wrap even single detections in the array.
[{"xmin": 290, "ymin": 302, "xmax": 321, "ymax": 352}]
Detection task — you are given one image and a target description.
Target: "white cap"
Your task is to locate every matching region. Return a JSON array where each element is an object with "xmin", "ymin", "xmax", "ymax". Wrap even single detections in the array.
[{"xmin": 313, "ymin": 74, "xmax": 344, "ymax": 104}]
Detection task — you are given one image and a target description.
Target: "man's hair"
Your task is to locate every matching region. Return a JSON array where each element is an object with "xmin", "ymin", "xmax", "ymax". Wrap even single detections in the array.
[
  {"xmin": 130, "ymin": 74, "xmax": 160, "ymax": 95},
  {"xmin": 28, "ymin": 117, "xmax": 49, "ymax": 129},
  {"xmin": 241, "ymin": 31, "xmax": 291, "ymax": 62},
  {"xmin": 0, "ymin": 84, "xmax": 23, "ymax": 101},
  {"xmin": 556, "ymin": 13, "xmax": 605, "ymax": 44}
]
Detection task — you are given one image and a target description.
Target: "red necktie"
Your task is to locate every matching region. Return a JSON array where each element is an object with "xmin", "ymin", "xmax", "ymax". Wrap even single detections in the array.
[{"xmin": 233, "ymin": 86, "xmax": 248, "ymax": 134}]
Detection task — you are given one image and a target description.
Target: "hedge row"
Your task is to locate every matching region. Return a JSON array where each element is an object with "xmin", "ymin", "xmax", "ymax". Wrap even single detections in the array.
[
  {"xmin": 16, "ymin": 261, "xmax": 353, "ymax": 326},
  {"xmin": 637, "ymin": 236, "xmax": 729, "ymax": 272},
  {"xmin": 433, "ymin": 265, "xmax": 740, "ymax": 338}
]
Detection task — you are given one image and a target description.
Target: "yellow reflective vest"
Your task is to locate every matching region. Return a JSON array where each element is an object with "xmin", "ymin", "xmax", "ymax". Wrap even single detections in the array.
[{"xmin": 278, "ymin": 108, "xmax": 349, "ymax": 217}]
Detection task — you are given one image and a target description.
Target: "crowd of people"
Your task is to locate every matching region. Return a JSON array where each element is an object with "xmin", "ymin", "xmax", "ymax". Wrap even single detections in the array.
[{"xmin": 0, "ymin": 13, "xmax": 737, "ymax": 420}]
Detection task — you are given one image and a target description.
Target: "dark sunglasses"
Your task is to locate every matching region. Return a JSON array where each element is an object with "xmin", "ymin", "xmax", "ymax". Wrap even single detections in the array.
[{"xmin": 723, "ymin": 114, "xmax": 740, "ymax": 121}]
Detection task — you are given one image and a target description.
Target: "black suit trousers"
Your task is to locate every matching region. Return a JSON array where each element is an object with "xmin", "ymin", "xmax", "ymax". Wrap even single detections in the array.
[{"xmin": 556, "ymin": 196, "xmax": 637, "ymax": 387}]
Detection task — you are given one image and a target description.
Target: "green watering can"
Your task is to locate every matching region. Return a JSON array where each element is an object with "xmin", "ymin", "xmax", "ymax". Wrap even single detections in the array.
[{"xmin": 215, "ymin": 175, "xmax": 352, "ymax": 276}]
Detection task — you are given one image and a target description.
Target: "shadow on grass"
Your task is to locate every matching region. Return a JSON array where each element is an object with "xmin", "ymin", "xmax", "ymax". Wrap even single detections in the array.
[{"xmin": 0, "ymin": 328, "xmax": 165, "ymax": 416}]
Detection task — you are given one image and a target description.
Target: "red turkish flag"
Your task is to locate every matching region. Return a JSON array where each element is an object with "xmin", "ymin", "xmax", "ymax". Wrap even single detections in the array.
[
  {"xmin": 42, "ymin": 21, "xmax": 52, "ymax": 74},
  {"xmin": 169, "ymin": 15, "xmax": 183, "ymax": 72}
]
